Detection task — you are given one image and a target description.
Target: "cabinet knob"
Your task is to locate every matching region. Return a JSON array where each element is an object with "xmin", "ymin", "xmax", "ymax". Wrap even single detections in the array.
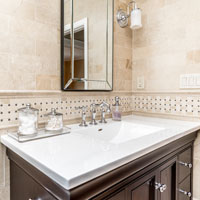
[
  {"xmin": 179, "ymin": 189, "xmax": 192, "ymax": 197},
  {"xmin": 155, "ymin": 182, "xmax": 167, "ymax": 193},
  {"xmin": 179, "ymin": 161, "xmax": 192, "ymax": 168}
]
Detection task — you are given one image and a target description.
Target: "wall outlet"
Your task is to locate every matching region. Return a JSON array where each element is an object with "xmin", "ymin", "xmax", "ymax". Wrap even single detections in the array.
[
  {"xmin": 180, "ymin": 74, "xmax": 200, "ymax": 89},
  {"xmin": 137, "ymin": 76, "xmax": 145, "ymax": 89}
]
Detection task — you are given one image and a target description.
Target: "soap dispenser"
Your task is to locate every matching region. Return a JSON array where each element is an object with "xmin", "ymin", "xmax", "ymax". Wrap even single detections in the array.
[{"xmin": 112, "ymin": 96, "xmax": 121, "ymax": 121}]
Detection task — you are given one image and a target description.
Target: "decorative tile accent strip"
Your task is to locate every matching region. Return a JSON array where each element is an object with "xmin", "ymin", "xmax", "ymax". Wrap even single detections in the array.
[
  {"xmin": 0, "ymin": 94, "xmax": 132, "ymax": 129},
  {"xmin": 133, "ymin": 94, "xmax": 200, "ymax": 117}
]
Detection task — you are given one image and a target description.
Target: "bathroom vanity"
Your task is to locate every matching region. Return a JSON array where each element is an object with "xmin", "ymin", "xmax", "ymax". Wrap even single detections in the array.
[{"xmin": 1, "ymin": 115, "xmax": 200, "ymax": 200}]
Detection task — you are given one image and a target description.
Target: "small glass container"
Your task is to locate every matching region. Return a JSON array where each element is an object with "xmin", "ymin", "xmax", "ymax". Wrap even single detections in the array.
[
  {"xmin": 18, "ymin": 103, "xmax": 39, "ymax": 136},
  {"xmin": 45, "ymin": 108, "xmax": 63, "ymax": 132}
]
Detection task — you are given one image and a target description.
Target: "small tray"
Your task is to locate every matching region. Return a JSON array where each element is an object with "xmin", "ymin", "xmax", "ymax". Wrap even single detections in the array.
[{"xmin": 8, "ymin": 127, "xmax": 71, "ymax": 143}]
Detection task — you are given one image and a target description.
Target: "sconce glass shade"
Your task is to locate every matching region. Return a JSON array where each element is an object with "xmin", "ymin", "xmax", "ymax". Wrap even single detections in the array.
[{"xmin": 130, "ymin": 8, "xmax": 142, "ymax": 30}]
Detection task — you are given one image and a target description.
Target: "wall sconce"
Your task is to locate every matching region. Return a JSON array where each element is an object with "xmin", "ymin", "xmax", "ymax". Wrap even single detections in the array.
[{"xmin": 117, "ymin": 1, "xmax": 142, "ymax": 30}]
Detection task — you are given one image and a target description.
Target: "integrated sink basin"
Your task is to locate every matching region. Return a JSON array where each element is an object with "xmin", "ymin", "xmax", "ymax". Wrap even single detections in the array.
[
  {"xmin": 1, "ymin": 115, "xmax": 200, "ymax": 190},
  {"xmin": 74, "ymin": 120, "xmax": 166, "ymax": 144}
]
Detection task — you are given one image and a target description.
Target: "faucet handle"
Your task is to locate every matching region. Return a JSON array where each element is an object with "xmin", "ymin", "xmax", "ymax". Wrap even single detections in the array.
[
  {"xmin": 100, "ymin": 102, "xmax": 111, "ymax": 113},
  {"xmin": 75, "ymin": 106, "xmax": 88, "ymax": 127},
  {"xmin": 99, "ymin": 102, "xmax": 111, "ymax": 124},
  {"xmin": 90, "ymin": 103, "xmax": 99, "ymax": 112},
  {"xmin": 89, "ymin": 103, "xmax": 99, "ymax": 125},
  {"xmin": 75, "ymin": 106, "xmax": 88, "ymax": 112}
]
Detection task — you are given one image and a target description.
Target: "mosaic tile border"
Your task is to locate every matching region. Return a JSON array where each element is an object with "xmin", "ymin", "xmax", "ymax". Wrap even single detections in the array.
[
  {"xmin": 0, "ymin": 94, "xmax": 132, "ymax": 129},
  {"xmin": 2, "ymin": 91, "xmax": 200, "ymax": 129},
  {"xmin": 133, "ymin": 94, "xmax": 200, "ymax": 118}
]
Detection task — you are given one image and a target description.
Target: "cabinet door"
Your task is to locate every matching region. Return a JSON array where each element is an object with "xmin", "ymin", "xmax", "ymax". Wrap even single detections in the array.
[
  {"xmin": 157, "ymin": 158, "xmax": 177, "ymax": 200},
  {"xmin": 106, "ymin": 189, "xmax": 126, "ymax": 200},
  {"xmin": 10, "ymin": 161, "xmax": 57, "ymax": 200},
  {"xmin": 178, "ymin": 148, "xmax": 192, "ymax": 183},
  {"xmin": 178, "ymin": 176, "xmax": 191, "ymax": 200},
  {"xmin": 127, "ymin": 171, "xmax": 157, "ymax": 200}
]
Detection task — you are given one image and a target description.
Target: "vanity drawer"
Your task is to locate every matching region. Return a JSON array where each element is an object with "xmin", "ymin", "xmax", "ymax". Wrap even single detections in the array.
[
  {"xmin": 178, "ymin": 176, "xmax": 192, "ymax": 200},
  {"xmin": 178, "ymin": 148, "xmax": 192, "ymax": 183}
]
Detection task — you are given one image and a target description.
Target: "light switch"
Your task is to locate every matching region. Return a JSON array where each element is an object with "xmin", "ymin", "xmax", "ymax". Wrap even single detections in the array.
[
  {"xmin": 180, "ymin": 74, "xmax": 200, "ymax": 89},
  {"xmin": 137, "ymin": 76, "xmax": 145, "ymax": 89},
  {"xmin": 197, "ymin": 75, "xmax": 200, "ymax": 86}
]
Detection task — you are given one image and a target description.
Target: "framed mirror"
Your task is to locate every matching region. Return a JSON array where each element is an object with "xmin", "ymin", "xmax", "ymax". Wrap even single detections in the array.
[{"xmin": 61, "ymin": 0, "xmax": 113, "ymax": 91}]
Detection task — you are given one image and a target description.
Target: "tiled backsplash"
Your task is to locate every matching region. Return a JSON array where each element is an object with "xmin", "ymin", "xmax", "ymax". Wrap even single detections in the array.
[
  {"xmin": 133, "ymin": 93, "xmax": 200, "ymax": 119},
  {"xmin": 0, "ymin": 92, "xmax": 133, "ymax": 129},
  {"xmin": 2, "ymin": 92, "xmax": 200, "ymax": 129}
]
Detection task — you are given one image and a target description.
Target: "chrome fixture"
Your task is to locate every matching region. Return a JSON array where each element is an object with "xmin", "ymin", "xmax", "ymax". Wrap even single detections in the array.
[
  {"xmin": 155, "ymin": 182, "xmax": 167, "ymax": 193},
  {"xmin": 178, "ymin": 161, "xmax": 192, "ymax": 169},
  {"xmin": 117, "ymin": 1, "xmax": 142, "ymax": 30},
  {"xmin": 99, "ymin": 102, "xmax": 111, "ymax": 123},
  {"xmin": 89, "ymin": 103, "xmax": 99, "ymax": 125},
  {"xmin": 179, "ymin": 189, "xmax": 192, "ymax": 197},
  {"xmin": 75, "ymin": 106, "xmax": 88, "ymax": 127}
]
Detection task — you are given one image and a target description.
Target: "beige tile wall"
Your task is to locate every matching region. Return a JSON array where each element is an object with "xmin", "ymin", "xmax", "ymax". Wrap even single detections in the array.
[
  {"xmin": 0, "ymin": 0, "xmax": 132, "ymax": 92},
  {"xmin": 0, "ymin": 0, "xmax": 60, "ymax": 91},
  {"xmin": 132, "ymin": 0, "xmax": 200, "ymax": 92}
]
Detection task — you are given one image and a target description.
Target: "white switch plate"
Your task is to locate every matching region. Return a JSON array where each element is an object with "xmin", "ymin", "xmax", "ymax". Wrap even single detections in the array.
[
  {"xmin": 180, "ymin": 74, "xmax": 200, "ymax": 89},
  {"xmin": 137, "ymin": 76, "xmax": 145, "ymax": 89}
]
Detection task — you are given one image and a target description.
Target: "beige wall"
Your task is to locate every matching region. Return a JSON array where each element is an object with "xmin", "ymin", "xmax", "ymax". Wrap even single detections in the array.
[
  {"xmin": 0, "ymin": 0, "xmax": 132, "ymax": 92},
  {"xmin": 0, "ymin": 0, "xmax": 60, "ymax": 91},
  {"xmin": 132, "ymin": 0, "xmax": 200, "ymax": 92}
]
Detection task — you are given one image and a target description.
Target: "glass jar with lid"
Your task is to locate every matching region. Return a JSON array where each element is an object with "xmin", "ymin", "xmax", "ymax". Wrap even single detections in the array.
[
  {"xmin": 45, "ymin": 108, "xmax": 63, "ymax": 132},
  {"xmin": 18, "ymin": 103, "xmax": 39, "ymax": 136}
]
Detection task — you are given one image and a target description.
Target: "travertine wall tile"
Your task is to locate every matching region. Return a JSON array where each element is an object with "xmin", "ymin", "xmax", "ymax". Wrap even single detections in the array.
[
  {"xmin": 10, "ymin": 35, "xmax": 36, "ymax": 56},
  {"xmin": 0, "ymin": 0, "xmax": 132, "ymax": 92},
  {"xmin": 132, "ymin": 0, "xmax": 200, "ymax": 92}
]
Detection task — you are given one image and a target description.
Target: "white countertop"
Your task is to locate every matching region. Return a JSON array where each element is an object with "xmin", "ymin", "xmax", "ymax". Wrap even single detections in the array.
[{"xmin": 1, "ymin": 115, "xmax": 200, "ymax": 190}]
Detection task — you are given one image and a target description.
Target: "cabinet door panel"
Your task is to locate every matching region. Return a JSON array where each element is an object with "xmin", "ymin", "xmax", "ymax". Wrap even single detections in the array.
[
  {"xmin": 10, "ymin": 161, "xmax": 57, "ymax": 200},
  {"xmin": 178, "ymin": 148, "xmax": 192, "ymax": 183},
  {"xmin": 106, "ymin": 189, "xmax": 126, "ymax": 200},
  {"xmin": 158, "ymin": 158, "xmax": 177, "ymax": 200},
  {"xmin": 127, "ymin": 171, "xmax": 157, "ymax": 200},
  {"xmin": 131, "ymin": 180, "xmax": 154, "ymax": 200},
  {"xmin": 178, "ymin": 176, "xmax": 191, "ymax": 200}
]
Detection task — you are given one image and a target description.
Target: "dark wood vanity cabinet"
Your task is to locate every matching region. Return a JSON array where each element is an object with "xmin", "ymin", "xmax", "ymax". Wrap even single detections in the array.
[
  {"xmin": 7, "ymin": 132, "xmax": 196, "ymax": 200},
  {"xmin": 104, "ymin": 157, "xmax": 177, "ymax": 200}
]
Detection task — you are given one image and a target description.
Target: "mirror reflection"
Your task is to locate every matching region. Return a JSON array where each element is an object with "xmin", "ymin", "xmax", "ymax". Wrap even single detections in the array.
[{"xmin": 62, "ymin": 0, "xmax": 113, "ymax": 91}]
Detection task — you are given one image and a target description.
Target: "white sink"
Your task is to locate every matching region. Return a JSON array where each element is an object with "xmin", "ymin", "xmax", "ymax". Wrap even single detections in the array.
[
  {"xmin": 2, "ymin": 115, "xmax": 200, "ymax": 190},
  {"xmin": 74, "ymin": 121, "xmax": 165, "ymax": 144}
]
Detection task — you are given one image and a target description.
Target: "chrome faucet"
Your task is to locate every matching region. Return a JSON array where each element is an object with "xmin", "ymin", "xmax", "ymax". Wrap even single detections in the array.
[
  {"xmin": 89, "ymin": 103, "xmax": 99, "ymax": 125},
  {"xmin": 75, "ymin": 106, "xmax": 88, "ymax": 127},
  {"xmin": 99, "ymin": 102, "xmax": 111, "ymax": 123}
]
